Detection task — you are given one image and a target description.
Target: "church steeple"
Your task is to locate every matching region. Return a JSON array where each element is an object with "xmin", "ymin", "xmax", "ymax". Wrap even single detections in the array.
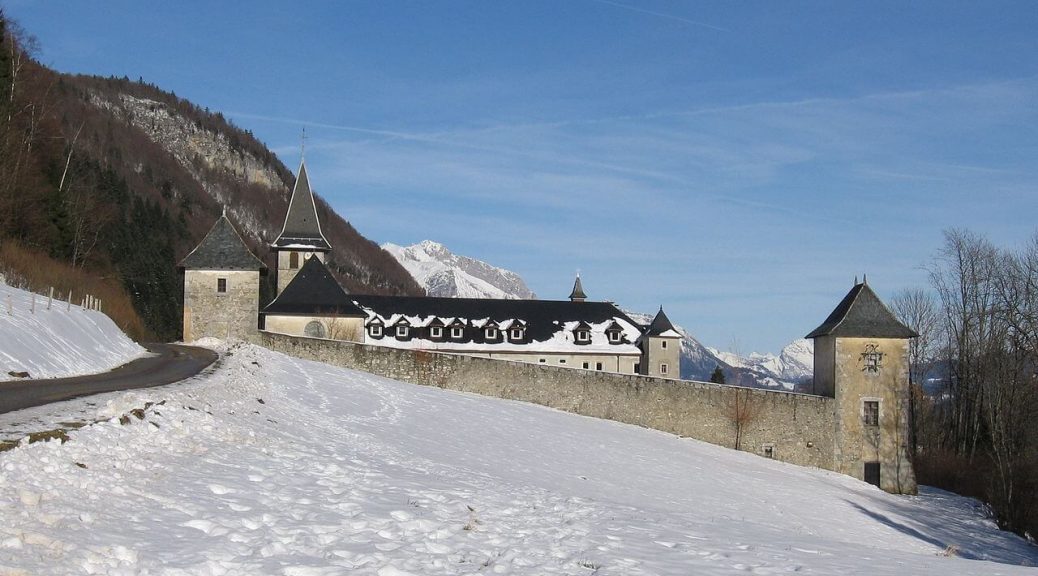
[
  {"xmin": 272, "ymin": 160, "xmax": 332, "ymax": 295},
  {"xmin": 273, "ymin": 160, "xmax": 330, "ymax": 251},
  {"xmin": 569, "ymin": 274, "xmax": 587, "ymax": 302}
]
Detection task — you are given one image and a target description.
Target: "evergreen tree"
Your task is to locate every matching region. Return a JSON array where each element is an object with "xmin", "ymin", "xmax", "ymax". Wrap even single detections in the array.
[{"xmin": 710, "ymin": 365, "xmax": 726, "ymax": 384}]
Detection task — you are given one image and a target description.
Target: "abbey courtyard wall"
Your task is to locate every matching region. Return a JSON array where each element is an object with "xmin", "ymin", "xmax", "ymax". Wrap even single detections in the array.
[{"xmin": 259, "ymin": 331, "xmax": 837, "ymax": 471}]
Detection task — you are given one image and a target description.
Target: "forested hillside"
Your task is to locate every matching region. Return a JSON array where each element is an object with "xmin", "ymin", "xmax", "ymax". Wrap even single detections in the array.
[{"xmin": 0, "ymin": 13, "xmax": 422, "ymax": 340}]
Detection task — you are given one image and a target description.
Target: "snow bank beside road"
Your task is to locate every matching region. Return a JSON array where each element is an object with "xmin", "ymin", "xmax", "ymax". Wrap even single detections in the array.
[
  {"xmin": 0, "ymin": 341, "xmax": 1034, "ymax": 574},
  {"xmin": 0, "ymin": 282, "xmax": 145, "ymax": 381}
]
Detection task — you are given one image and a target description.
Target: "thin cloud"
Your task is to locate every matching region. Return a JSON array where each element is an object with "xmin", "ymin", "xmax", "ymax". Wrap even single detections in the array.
[{"xmin": 586, "ymin": 0, "xmax": 730, "ymax": 32}]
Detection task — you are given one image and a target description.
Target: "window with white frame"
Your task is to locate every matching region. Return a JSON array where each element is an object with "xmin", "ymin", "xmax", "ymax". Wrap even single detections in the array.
[
  {"xmin": 396, "ymin": 325, "xmax": 409, "ymax": 338},
  {"xmin": 430, "ymin": 326, "xmax": 443, "ymax": 338},
  {"xmin": 485, "ymin": 327, "xmax": 498, "ymax": 339},
  {"xmin": 368, "ymin": 324, "xmax": 383, "ymax": 337},
  {"xmin": 575, "ymin": 330, "xmax": 591, "ymax": 343},
  {"xmin": 661, "ymin": 340, "xmax": 668, "ymax": 349},
  {"xmin": 510, "ymin": 328, "xmax": 524, "ymax": 341},
  {"xmin": 596, "ymin": 362, "xmax": 603, "ymax": 371},
  {"xmin": 582, "ymin": 361, "xmax": 590, "ymax": 369},
  {"xmin": 607, "ymin": 330, "xmax": 622, "ymax": 343},
  {"xmin": 451, "ymin": 326, "xmax": 464, "ymax": 339},
  {"xmin": 660, "ymin": 363, "xmax": 668, "ymax": 375}
]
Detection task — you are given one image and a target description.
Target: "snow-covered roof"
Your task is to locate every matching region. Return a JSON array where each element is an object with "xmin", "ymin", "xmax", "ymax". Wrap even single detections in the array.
[{"xmin": 350, "ymin": 294, "xmax": 644, "ymax": 354}]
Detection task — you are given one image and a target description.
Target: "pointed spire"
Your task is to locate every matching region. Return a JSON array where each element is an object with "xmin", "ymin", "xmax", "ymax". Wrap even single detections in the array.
[
  {"xmin": 272, "ymin": 160, "xmax": 331, "ymax": 251},
  {"xmin": 645, "ymin": 306, "xmax": 678, "ymax": 337},
  {"xmin": 569, "ymin": 273, "xmax": 587, "ymax": 302},
  {"xmin": 863, "ymin": 273, "xmax": 868, "ymax": 285}
]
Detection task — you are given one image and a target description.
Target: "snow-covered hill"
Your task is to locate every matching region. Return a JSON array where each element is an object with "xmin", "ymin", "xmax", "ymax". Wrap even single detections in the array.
[
  {"xmin": 0, "ymin": 281, "xmax": 145, "ymax": 381},
  {"xmin": 1, "ymin": 340, "xmax": 1034, "ymax": 574},
  {"xmin": 382, "ymin": 240, "xmax": 536, "ymax": 300}
]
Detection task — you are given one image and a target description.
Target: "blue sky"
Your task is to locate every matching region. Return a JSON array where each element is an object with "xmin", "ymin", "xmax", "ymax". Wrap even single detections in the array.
[{"xmin": 6, "ymin": 1, "xmax": 1038, "ymax": 354}]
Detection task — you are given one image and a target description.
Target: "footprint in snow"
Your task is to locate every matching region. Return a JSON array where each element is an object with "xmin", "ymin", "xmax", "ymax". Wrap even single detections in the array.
[{"xmin": 207, "ymin": 484, "xmax": 234, "ymax": 495}]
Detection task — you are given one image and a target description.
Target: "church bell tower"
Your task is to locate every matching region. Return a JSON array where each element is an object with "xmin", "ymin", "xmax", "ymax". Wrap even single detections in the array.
[{"xmin": 272, "ymin": 160, "xmax": 331, "ymax": 295}]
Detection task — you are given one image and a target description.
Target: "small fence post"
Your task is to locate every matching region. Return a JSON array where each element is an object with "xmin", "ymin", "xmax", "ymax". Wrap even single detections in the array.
[
  {"xmin": 30, "ymin": 293, "xmax": 35, "ymax": 314},
  {"xmin": 67, "ymin": 290, "xmax": 72, "ymax": 312},
  {"xmin": 5, "ymin": 294, "xmax": 10, "ymax": 315},
  {"xmin": 48, "ymin": 287, "xmax": 53, "ymax": 310}
]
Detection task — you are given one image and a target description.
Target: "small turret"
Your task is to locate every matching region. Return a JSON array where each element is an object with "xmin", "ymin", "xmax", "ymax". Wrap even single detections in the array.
[
  {"xmin": 638, "ymin": 306, "xmax": 681, "ymax": 378},
  {"xmin": 569, "ymin": 274, "xmax": 587, "ymax": 302}
]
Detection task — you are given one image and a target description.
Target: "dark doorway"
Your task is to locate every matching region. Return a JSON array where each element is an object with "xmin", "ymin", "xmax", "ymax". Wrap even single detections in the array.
[{"xmin": 864, "ymin": 462, "xmax": 881, "ymax": 487}]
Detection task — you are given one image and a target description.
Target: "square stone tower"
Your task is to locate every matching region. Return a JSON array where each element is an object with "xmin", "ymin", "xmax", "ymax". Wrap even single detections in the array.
[
  {"xmin": 180, "ymin": 214, "xmax": 266, "ymax": 342},
  {"xmin": 807, "ymin": 280, "xmax": 918, "ymax": 494}
]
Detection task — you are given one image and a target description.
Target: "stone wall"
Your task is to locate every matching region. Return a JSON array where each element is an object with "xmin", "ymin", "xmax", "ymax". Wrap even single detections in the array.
[{"xmin": 259, "ymin": 331, "xmax": 836, "ymax": 471}]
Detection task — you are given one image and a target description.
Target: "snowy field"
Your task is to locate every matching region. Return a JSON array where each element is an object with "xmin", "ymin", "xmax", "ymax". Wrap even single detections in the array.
[
  {"xmin": 0, "ymin": 282, "xmax": 145, "ymax": 381},
  {"xmin": 0, "ymin": 340, "xmax": 1035, "ymax": 575}
]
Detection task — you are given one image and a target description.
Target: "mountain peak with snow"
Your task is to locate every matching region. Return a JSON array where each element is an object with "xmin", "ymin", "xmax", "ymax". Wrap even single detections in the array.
[{"xmin": 382, "ymin": 241, "xmax": 537, "ymax": 300}]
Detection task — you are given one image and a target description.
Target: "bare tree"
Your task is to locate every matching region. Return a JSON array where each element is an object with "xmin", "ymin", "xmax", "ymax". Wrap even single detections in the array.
[
  {"xmin": 726, "ymin": 387, "xmax": 759, "ymax": 451},
  {"xmin": 891, "ymin": 287, "xmax": 940, "ymax": 461}
]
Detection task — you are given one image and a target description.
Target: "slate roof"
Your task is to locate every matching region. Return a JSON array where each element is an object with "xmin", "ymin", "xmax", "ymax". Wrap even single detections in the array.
[
  {"xmin": 179, "ymin": 215, "xmax": 266, "ymax": 271},
  {"xmin": 348, "ymin": 294, "xmax": 643, "ymax": 343},
  {"xmin": 262, "ymin": 256, "xmax": 365, "ymax": 316},
  {"xmin": 806, "ymin": 282, "xmax": 918, "ymax": 339},
  {"xmin": 569, "ymin": 275, "xmax": 587, "ymax": 301},
  {"xmin": 272, "ymin": 161, "xmax": 331, "ymax": 251},
  {"xmin": 644, "ymin": 307, "xmax": 679, "ymax": 337}
]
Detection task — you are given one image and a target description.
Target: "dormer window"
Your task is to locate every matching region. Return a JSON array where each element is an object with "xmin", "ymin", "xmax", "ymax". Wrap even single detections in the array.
[
  {"xmin": 368, "ymin": 323, "xmax": 383, "ymax": 338},
  {"xmin": 485, "ymin": 327, "xmax": 498, "ymax": 340},
  {"xmin": 430, "ymin": 326, "xmax": 443, "ymax": 339},
  {"xmin": 396, "ymin": 325, "xmax": 410, "ymax": 338},
  {"xmin": 608, "ymin": 331, "xmax": 621, "ymax": 343},
  {"xmin": 451, "ymin": 326, "xmax": 464, "ymax": 339},
  {"xmin": 575, "ymin": 330, "xmax": 591, "ymax": 343},
  {"xmin": 509, "ymin": 328, "xmax": 524, "ymax": 341}
]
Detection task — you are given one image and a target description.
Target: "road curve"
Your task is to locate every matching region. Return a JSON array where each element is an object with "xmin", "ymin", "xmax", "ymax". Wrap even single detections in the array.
[{"xmin": 0, "ymin": 344, "xmax": 218, "ymax": 414}]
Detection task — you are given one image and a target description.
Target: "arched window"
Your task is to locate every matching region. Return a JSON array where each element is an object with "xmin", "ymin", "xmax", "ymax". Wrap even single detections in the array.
[
  {"xmin": 304, "ymin": 320, "xmax": 326, "ymax": 338},
  {"xmin": 290, "ymin": 252, "xmax": 300, "ymax": 269}
]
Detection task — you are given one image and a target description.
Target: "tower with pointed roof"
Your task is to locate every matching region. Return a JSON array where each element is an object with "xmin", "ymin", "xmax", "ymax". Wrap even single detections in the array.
[
  {"xmin": 179, "ymin": 214, "xmax": 266, "ymax": 342},
  {"xmin": 638, "ymin": 306, "xmax": 681, "ymax": 378},
  {"xmin": 807, "ymin": 279, "xmax": 917, "ymax": 494},
  {"xmin": 273, "ymin": 161, "xmax": 331, "ymax": 295}
]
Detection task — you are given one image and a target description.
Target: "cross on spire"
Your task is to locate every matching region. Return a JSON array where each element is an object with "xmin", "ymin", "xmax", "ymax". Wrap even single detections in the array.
[{"xmin": 301, "ymin": 127, "xmax": 307, "ymax": 160}]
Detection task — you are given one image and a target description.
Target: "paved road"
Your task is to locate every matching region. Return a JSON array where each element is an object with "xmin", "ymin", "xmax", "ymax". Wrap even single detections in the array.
[{"xmin": 0, "ymin": 344, "xmax": 218, "ymax": 414}]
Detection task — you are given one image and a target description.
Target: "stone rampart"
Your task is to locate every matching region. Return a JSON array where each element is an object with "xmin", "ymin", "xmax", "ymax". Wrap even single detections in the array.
[{"xmin": 258, "ymin": 331, "xmax": 836, "ymax": 471}]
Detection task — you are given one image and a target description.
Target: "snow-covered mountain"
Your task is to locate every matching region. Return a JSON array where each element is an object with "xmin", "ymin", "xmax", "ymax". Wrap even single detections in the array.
[
  {"xmin": 382, "ymin": 240, "xmax": 537, "ymax": 300},
  {"xmin": 711, "ymin": 339, "xmax": 814, "ymax": 388}
]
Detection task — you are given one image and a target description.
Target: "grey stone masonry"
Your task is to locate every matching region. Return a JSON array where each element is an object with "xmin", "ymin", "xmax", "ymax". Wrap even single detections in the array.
[{"xmin": 259, "ymin": 331, "xmax": 836, "ymax": 471}]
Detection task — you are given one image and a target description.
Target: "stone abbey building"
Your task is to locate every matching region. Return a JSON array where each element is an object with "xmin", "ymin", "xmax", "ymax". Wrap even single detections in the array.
[{"xmin": 180, "ymin": 162, "xmax": 918, "ymax": 494}]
